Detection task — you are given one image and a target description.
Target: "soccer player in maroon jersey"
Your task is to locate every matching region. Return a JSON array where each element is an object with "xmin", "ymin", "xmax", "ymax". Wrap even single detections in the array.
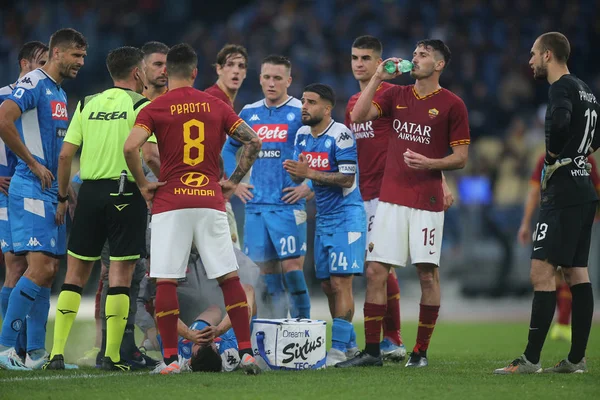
[
  {"xmin": 205, "ymin": 44, "xmax": 248, "ymax": 108},
  {"xmin": 344, "ymin": 35, "xmax": 406, "ymax": 361},
  {"xmin": 124, "ymin": 43, "xmax": 262, "ymax": 375},
  {"xmin": 519, "ymin": 154, "xmax": 600, "ymax": 342},
  {"xmin": 338, "ymin": 39, "xmax": 469, "ymax": 368},
  {"xmin": 205, "ymin": 43, "xmax": 250, "ymax": 247}
]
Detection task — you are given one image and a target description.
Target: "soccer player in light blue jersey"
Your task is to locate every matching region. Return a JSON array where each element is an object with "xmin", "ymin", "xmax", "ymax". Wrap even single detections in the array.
[
  {"xmin": 0, "ymin": 41, "xmax": 49, "ymax": 368},
  {"xmin": 222, "ymin": 55, "xmax": 312, "ymax": 319},
  {"xmin": 0, "ymin": 28, "xmax": 87, "ymax": 371},
  {"xmin": 284, "ymin": 84, "xmax": 366, "ymax": 367}
]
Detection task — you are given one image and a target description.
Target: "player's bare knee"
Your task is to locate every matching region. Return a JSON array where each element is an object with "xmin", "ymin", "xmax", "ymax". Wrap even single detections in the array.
[
  {"xmin": 530, "ymin": 259, "xmax": 556, "ymax": 290},
  {"xmin": 365, "ymin": 262, "xmax": 388, "ymax": 286},
  {"xmin": 259, "ymin": 260, "xmax": 280, "ymax": 274},
  {"xmin": 329, "ymin": 275, "xmax": 352, "ymax": 295},
  {"xmin": 416, "ymin": 264, "xmax": 439, "ymax": 288},
  {"xmin": 281, "ymin": 257, "xmax": 303, "ymax": 273},
  {"xmin": 216, "ymin": 270, "xmax": 239, "ymax": 285},
  {"xmin": 561, "ymin": 267, "xmax": 590, "ymax": 287}
]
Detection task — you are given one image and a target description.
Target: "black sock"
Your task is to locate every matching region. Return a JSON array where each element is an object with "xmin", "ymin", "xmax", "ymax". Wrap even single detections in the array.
[
  {"xmin": 568, "ymin": 283, "xmax": 594, "ymax": 364},
  {"xmin": 164, "ymin": 355, "xmax": 178, "ymax": 365},
  {"xmin": 524, "ymin": 291, "xmax": 556, "ymax": 364},
  {"xmin": 239, "ymin": 348, "xmax": 253, "ymax": 358},
  {"xmin": 365, "ymin": 343, "xmax": 379, "ymax": 357},
  {"xmin": 120, "ymin": 324, "xmax": 138, "ymax": 355},
  {"xmin": 97, "ymin": 329, "xmax": 107, "ymax": 365}
]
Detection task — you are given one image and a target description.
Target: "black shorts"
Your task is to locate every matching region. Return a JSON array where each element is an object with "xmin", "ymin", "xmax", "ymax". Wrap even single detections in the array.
[
  {"xmin": 531, "ymin": 202, "xmax": 597, "ymax": 267},
  {"xmin": 68, "ymin": 179, "xmax": 147, "ymax": 261}
]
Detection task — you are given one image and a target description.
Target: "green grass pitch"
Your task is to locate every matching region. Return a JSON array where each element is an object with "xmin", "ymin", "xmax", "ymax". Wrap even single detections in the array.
[{"xmin": 0, "ymin": 320, "xmax": 598, "ymax": 399}]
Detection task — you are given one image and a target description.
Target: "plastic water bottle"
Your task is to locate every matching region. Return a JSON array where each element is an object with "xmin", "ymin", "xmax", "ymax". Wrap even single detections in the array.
[{"xmin": 384, "ymin": 60, "xmax": 413, "ymax": 74}]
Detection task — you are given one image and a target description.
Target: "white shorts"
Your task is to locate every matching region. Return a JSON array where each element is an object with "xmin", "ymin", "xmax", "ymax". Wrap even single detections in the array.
[
  {"xmin": 150, "ymin": 208, "xmax": 238, "ymax": 279},
  {"xmin": 225, "ymin": 201, "xmax": 240, "ymax": 249},
  {"xmin": 366, "ymin": 202, "xmax": 444, "ymax": 267},
  {"xmin": 364, "ymin": 198, "xmax": 379, "ymax": 250}
]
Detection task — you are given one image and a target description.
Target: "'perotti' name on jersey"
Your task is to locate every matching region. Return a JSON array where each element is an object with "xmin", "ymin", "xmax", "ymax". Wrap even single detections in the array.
[{"xmin": 393, "ymin": 119, "xmax": 431, "ymax": 144}]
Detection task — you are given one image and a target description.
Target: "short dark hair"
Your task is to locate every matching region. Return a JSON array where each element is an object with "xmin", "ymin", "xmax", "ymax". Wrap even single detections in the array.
[
  {"xmin": 352, "ymin": 35, "xmax": 383, "ymax": 55},
  {"xmin": 304, "ymin": 83, "xmax": 336, "ymax": 107},
  {"xmin": 262, "ymin": 54, "xmax": 291, "ymax": 70},
  {"xmin": 416, "ymin": 39, "xmax": 451, "ymax": 67},
  {"xmin": 190, "ymin": 346, "xmax": 222, "ymax": 372},
  {"xmin": 167, "ymin": 43, "xmax": 198, "ymax": 78},
  {"xmin": 141, "ymin": 41, "xmax": 169, "ymax": 57},
  {"xmin": 215, "ymin": 44, "xmax": 248, "ymax": 68},
  {"xmin": 106, "ymin": 46, "xmax": 144, "ymax": 80},
  {"xmin": 49, "ymin": 28, "xmax": 87, "ymax": 53},
  {"xmin": 538, "ymin": 32, "xmax": 570, "ymax": 63},
  {"xmin": 18, "ymin": 41, "xmax": 48, "ymax": 64}
]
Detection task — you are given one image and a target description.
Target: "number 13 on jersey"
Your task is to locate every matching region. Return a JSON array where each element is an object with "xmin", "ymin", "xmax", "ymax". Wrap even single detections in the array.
[{"xmin": 183, "ymin": 119, "xmax": 205, "ymax": 166}]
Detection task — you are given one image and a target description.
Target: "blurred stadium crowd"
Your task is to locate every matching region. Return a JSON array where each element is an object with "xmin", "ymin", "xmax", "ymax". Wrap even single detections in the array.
[{"xmin": 1, "ymin": 0, "xmax": 599, "ymax": 294}]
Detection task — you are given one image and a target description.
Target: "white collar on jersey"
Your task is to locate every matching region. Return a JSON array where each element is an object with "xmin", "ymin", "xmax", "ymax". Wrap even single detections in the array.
[
  {"xmin": 263, "ymin": 95, "xmax": 293, "ymax": 109},
  {"xmin": 313, "ymin": 119, "xmax": 335, "ymax": 137}
]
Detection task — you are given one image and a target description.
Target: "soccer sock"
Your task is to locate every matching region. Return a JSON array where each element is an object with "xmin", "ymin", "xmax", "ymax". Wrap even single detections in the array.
[
  {"xmin": 94, "ymin": 278, "xmax": 103, "ymax": 321},
  {"xmin": 568, "ymin": 283, "xmax": 593, "ymax": 364},
  {"xmin": 105, "ymin": 287, "xmax": 130, "ymax": 363},
  {"xmin": 120, "ymin": 324, "xmax": 138, "ymax": 357},
  {"xmin": 27, "ymin": 286, "xmax": 51, "ymax": 353},
  {"xmin": 97, "ymin": 329, "xmax": 106, "ymax": 365},
  {"xmin": 263, "ymin": 273, "xmax": 288, "ymax": 318},
  {"xmin": 219, "ymin": 276, "xmax": 252, "ymax": 353},
  {"xmin": 0, "ymin": 276, "xmax": 40, "ymax": 347},
  {"xmin": 284, "ymin": 270, "xmax": 311, "ymax": 318},
  {"xmin": 331, "ymin": 318, "xmax": 353, "ymax": 352},
  {"xmin": 155, "ymin": 281, "xmax": 179, "ymax": 364},
  {"xmin": 523, "ymin": 291, "xmax": 556, "ymax": 364},
  {"xmin": 383, "ymin": 273, "xmax": 402, "ymax": 345},
  {"xmin": 364, "ymin": 302, "xmax": 386, "ymax": 357},
  {"xmin": 347, "ymin": 324, "xmax": 357, "ymax": 350},
  {"xmin": 51, "ymin": 285, "xmax": 84, "ymax": 357},
  {"xmin": 0, "ymin": 286, "xmax": 12, "ymax": 319},
  {"xmin": 414, "ymin": 303, "xmax": 440, "ymax": 354},
  {"xmin": 556, "ymin": 281, "xmax": 572, "ymax": 325}
]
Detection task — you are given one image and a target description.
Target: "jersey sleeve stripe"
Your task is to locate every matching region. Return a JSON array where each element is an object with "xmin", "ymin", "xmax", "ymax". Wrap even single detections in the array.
[
  {"xmin": 529, "ymin": 180, "xmax": 540, "ymax": 187},
  {"xmin": 228, "ymin": 118, "xmax": 244, "ymax": 135},
  {"xmin": 135, "ymin": 123, "xmax": 153, "ymax": 136},
  {"xmin": 372, "ymin": 101, "xmax": 383, "ymax": 118},
  {"xmin": 133, "ymin": 98, "xmax": 150, "ymax": 111},
  {"xmin": 450, "ymin": 139, "xmax": 471, "ymax": 146}
]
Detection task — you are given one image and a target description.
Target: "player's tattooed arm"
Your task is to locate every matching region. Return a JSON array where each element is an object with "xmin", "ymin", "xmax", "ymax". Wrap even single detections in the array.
[
  {"xmin": 228, "ymin": 121, "xmax": 261, "ymax": 184},
  {"xmin": 284, "ymin": 154, "xmax": 354, "ymax": 188},
  {"xmin": 307, "ymin": 170, "xmax": 354, "ymax": 188}
]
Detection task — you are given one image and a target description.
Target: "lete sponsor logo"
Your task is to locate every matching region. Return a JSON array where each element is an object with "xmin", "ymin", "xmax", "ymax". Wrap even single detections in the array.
[
  {"xmin": 51, "ymin": 101, "xmax": 68, "ymax": 120},
  {"xmin": 303, "ymin": 152, "xmax": 330, "ymax": 171},
  {"xmin": 254, "ymin": 124, "xmax": 288, "ymax": 142}
]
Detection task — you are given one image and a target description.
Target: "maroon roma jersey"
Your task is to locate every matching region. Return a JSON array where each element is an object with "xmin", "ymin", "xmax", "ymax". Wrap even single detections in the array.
[
  {"xmin": 135, "ymin": 87, "xmax": 243, "ymax": 214},
  {"xmin": 374, "ymin": 85, "xmax": 470, "ymax": 212},
  {"xmin": 345, "ymin": 81, "xmax": 394, "ymax": 201}
]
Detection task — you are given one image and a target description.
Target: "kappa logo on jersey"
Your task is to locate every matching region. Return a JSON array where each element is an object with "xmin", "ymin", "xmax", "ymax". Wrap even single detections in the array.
[
  {"xmin": 258, "ymin": 149, "xmax": 281, "ymax": 159},
  {"xmin": 27, "ymin": 237, "xmax": 42, "ymax": 247},
  {"xmin": 249, "ymin": 114, "xmax": 260, "ymax": 121},
  {"xmin": 393, "ymin": 119, "xmax": 432, "ymax": 144},
  {"xmin": 45, "ymin": 88, "xmax": 52, "ymax": 95},
  {"xmin": 254, "ymin": 124, "xmax": 288, "ymax": 142},
  {"xmin": 20, "ymin": 77, "xmax": 33, "ymax": 86},
  {"xmin": 180, "ymin": 172, "xmax": 210, "ymax": 188},
  {"xmin": 303, "ymin": 152, "xmax": 330, "ymax": 171},
  {"xmin": 51, "ymin": 101, "xmax": 68, "ymax": 121}
]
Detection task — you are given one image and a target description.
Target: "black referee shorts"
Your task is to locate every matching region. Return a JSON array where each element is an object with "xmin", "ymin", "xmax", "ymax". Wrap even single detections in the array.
[
  {"xmin": 68, "ymin": 179, "xmax": 147, "ymax": 262},
  {"xmin": 531, "ymin": 201, "xmax": 597, "ymax": 268}
]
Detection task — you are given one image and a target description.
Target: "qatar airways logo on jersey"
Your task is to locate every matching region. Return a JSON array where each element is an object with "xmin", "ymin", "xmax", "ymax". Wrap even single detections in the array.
[
  {"xmin": 254, "ymin": 124, "xmax": 288, "ymax": 142},
  {"xmin": 350, "ymin": 121, "xmax": 375, "ymax": 140},
  {"xmin": 302, "ymin": 152, "xmax": 330, "ymax": 171},
  {"xmin": 51, "ymin": 101, "xmax": 68, "ymax": 121},
  {"xmin": 393, "ymin": 119, "xmax": 431, "ymax": 144}
]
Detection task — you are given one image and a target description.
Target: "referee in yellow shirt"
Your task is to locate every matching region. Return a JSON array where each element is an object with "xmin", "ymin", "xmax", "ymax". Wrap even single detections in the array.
[{"xmin": 44, "ymin": 47, "xmax": 154, "ymax": 371}]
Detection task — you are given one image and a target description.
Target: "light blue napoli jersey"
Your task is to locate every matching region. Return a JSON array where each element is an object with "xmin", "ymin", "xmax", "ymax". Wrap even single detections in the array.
[
  {"xmin": 0, "ymin": 84, "xmax": 18, "ymax": 178},
  {"xmin": 6, "ymin": 69, "xmax": 68, "ymax": 202},
  {"xmin": 294, "ymin": 120, "xmax": 365, "ymax": 234},
  {"xmin": 222, "ymin": 96, "xmax": 304, "ymax": 212}
]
